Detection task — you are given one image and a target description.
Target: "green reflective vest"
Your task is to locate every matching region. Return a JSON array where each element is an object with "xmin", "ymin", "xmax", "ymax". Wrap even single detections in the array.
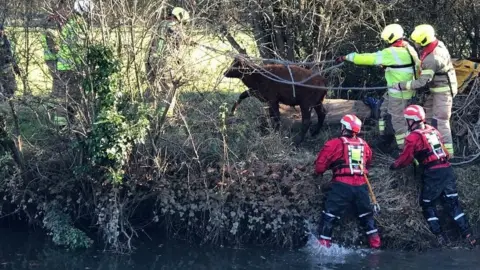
[
  {"xmin": 41, "ymin": 30, "xmax": 57, "ymax": 61},
  {"xmin": 346, "ymin": 43, "xmax": 420, "ymax": 99},
  {"xmin": 57, "ymin": 15, "xmax": 87, "ymax": 71}
]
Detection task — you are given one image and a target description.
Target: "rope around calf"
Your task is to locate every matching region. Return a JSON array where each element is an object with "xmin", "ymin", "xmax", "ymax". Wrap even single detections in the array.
[
  {"xmin": 286, "ymin": 65, "xmax": 297, "ymax": 98},
  {"xmin": 253, "ymin": 63, "xmax": 388, "ymax": 91},
  {"xmin": 195, "ymin": 41, "xmax": 387, "ymax": 91}
]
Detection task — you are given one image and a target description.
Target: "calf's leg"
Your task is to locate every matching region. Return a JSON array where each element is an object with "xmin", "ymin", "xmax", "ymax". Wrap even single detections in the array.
[
  {"xmin": 311, "ymin": 103, "xmax": 326, "ymax": 136},
  {"xmin": 268, "ymin": 100, "xmax": 281, "ymax": 131},
  {"xmin": 230, "ymin": 90, "xmax": 251, "ymax": 115},
  {"xmin": 294, "ymin": 105, "xmax": 312, "ymax": 145}
]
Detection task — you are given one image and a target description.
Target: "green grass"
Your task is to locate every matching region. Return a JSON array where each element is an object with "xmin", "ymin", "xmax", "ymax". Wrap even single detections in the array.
[
  {"xmin": 4, "ymin": 26, "xmax": 258, "ymax": 97},
  {"xmin": 6, "ymin": 28, "xmax": 55, "ymax": 96},
  {"xmin": 1, "ymin": 25, "xmax": 259, "ymax": 152}
]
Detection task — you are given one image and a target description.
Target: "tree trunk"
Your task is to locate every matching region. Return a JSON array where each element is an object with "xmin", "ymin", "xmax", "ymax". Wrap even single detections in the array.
[
  {"xmin": 252, "ymin": 13, "xmax": 273, "ymax": 59},
  {"xmin": 220, "ymin": 25, "xmax": 247, "ymax": 55}
]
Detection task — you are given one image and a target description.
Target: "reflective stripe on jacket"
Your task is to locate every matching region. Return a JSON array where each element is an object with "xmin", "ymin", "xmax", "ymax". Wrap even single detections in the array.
[
  {"xmin": 57, "ymin": 15, "xmax": 87, "ymax": 71},
  {"xmin": 331, "ymin": 136, "xmax": 369, "ymax": 177},
  {"xmin": 345, "ymin": 41, "xmax": 419, "ymax": 99},
  {"xmin": 400, "ymin": 40, "xmax": 458, "ymax": 96}
]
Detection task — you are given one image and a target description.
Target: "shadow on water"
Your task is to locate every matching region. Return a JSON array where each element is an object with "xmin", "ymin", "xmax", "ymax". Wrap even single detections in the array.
[{"xmin": 0, "ymin": 227, "xmax": 478, "ymax": 270}]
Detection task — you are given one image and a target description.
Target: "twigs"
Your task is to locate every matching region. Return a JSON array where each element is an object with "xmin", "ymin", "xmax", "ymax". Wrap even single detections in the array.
[{"xmin": 451, "ymin": 78, "xmax": 480, "ymax": 165}]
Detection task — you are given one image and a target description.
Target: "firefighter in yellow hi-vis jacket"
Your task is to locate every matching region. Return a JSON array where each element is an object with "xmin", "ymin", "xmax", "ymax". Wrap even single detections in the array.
[
  {"xmin": 337, "ymin": 24, "xmax": 421, "ymax": 157},
  {"xmin": 56, "ymin": 0, "xmax": 92, "ymax": 123},
  {"xmin": 42, "ymin": 13, "xmax": 62, "ymax": 96},
  {"xmin": 145, "ymin": 7, "xmax": 190, "ymax": 117},
  {"xmin": 393, "ymin": 24, "xmax": 457, "ymax": 157}
]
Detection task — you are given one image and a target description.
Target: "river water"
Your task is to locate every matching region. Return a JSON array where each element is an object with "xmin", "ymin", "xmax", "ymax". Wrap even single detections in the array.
[{"xmin": 0, "ymin": 228, "xmax": 478, "ymax": 270}]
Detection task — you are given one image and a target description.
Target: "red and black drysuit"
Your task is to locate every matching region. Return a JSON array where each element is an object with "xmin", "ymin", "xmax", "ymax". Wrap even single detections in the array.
[
  {"xmin": 390, "ymin": 124, "xmax": 472, "ymax": 237},
  {"xmin": 314, "ymin": 135, "xmax": 380, "ymax": 248}
]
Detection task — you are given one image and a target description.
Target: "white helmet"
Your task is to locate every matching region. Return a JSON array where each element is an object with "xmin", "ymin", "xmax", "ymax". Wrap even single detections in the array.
[
  {"xmin": 171, "ymin": 7, "xmax": 190, "ymax": 22},
  {"xmin": 74, "ymin": 0, "xmax": 94, "ymax": 15}
]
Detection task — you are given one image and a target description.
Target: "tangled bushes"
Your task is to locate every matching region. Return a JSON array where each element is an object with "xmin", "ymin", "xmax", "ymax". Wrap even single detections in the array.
[
  {"xmin": 3, "ymin": 78, "xmax": 480, "ymax": 252},
  {"xmin": 2, "ymin": 85, "xmax": 480, "ymax": 252},
  {"xmin": 138, "ymin": 89, "xmax": 480, "ymax": 250}
]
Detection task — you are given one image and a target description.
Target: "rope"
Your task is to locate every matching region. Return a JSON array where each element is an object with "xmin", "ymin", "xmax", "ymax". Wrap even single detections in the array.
[
  {"xmin": 252, "ymin": 64, "xmax": 387, "ymax": 91},
  {"xmin": 252, "ymin": 57, "xmax": 336, "ymax": 66},
  {"xmin": 286, "ymin": 65, "xmax": 296, "ymax": 98},
  {"xmin": 193, "ymin": 41, "xmax": 337, "ymax": 66},
  {"xmin": 224, "ymin": 54, "xmax": 387, "ymax": 91}
]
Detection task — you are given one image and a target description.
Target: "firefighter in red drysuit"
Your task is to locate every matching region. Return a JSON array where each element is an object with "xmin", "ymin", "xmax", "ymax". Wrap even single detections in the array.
[
  {"xmin": 390, "ymin": 105, "xmax": 477, "ymax": 247},
  {"xmin": 314, "ymin": 114, "xmax": 381, "ymax": 249}
]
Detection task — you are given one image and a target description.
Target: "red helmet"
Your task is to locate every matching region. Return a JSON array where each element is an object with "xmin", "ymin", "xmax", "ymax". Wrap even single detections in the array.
[
  {"xmin": 404, "ymin": 105, "xmax": 425, "ymax": 122},
  {"xmin": 341, "ymin": 114, "xmax": 362, "ymax": 133}
]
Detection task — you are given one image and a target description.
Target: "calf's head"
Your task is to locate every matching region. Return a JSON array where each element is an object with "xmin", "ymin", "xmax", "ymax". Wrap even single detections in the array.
[{"xmin": 223, "ymin": 55, "xmax": 253, "ymax": 78}]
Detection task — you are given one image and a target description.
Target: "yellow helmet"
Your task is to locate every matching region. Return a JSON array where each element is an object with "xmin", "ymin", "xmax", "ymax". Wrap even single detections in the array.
[
  {"xmin": 381, "ymin": 24, "xmax": 404, "ymax": 44},
  {"xmin": 410, "ymin": 24, "xmax": 436, "ymax": 46},
  {"xmin": 171, "ymin": 7, "xmax": 190, "ymax": 22}
]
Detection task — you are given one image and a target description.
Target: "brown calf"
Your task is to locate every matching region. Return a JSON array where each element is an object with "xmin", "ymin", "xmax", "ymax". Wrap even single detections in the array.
[{"xmin": 224, "ymin": 55, "xmax": 328, "ymax": 145}]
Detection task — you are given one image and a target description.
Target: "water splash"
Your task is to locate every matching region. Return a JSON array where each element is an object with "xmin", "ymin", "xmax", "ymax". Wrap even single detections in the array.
[{"xmin": 299, "ymin": 231, "xmax": 380, "ymax": 268}]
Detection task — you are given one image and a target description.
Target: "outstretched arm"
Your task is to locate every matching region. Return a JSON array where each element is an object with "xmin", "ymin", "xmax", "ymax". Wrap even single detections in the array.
[
  {"xmin": 344, "ymin": 48, "xmax": 400, "ymax": 67},
  {"xmin": 391, "ymin": 134, "xmax": 418, "ymax": 169}
]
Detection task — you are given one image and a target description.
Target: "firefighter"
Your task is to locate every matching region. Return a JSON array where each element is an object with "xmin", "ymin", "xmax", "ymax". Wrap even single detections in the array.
[
  {"xmin": 392, "ymin": 24, "xmax": 457, "ymax": 157},
  {"xmin": 314, "ymin": 114, "xmax": 381, "ymax": 249},
  {"xmin": 390, "ymin": 105, "xmax": 477, "ymax": 247},
  {"xmin": 337, "ymin": 24, "xmax": 421, "ymax": 157},
  {"xmin": 0, "ymin": 24, "xmax": 21, "ymax": 102},
  {"xmin": 56, "ymin": 0, "xmax": 92, "ymax": 121},
  {"xmin": 42, "ymin": 13, "xmax": 61, "ymax": 95},
  {"xmin": 145, "ymin": 6, "xmax": 190, "ymax": 116}
]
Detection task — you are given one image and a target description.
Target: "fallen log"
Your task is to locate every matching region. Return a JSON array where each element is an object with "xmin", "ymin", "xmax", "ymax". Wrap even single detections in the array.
[{"xmin": 279, "ymin": 99, "xmax": 372, "ymax": 124}]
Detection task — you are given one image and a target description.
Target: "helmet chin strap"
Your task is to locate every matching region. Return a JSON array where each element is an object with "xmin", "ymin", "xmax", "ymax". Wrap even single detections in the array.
[
  {"xmin": 341, "ymin": 126, "xmax": 356, "ymax": 137},
  {"xmin": 407, "ymin": 120, "xmax": 425, "ymax": 131}
]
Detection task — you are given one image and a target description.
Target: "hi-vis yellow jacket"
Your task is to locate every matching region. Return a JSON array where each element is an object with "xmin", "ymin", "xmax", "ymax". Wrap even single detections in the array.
[
  {"xmin": 346, "ymin": 40, "xmax": 420, "ymax": 99},
  {"xmin": 56, "ymin": 14, "xmax": 87, "ymax": 71}
]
